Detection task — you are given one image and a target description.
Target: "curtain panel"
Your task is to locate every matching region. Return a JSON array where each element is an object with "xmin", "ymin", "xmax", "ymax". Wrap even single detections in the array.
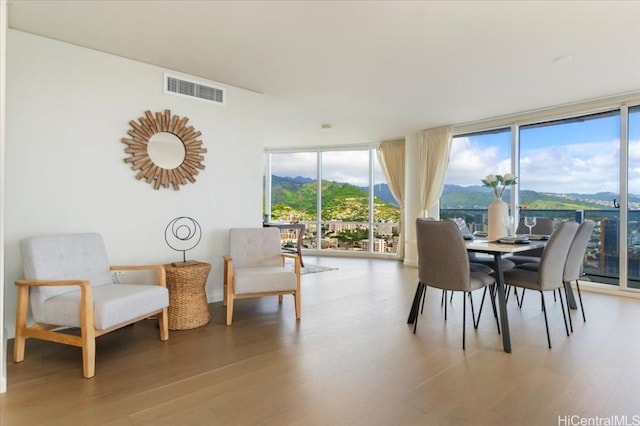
[
  {"xmin": 418, "ymin": 126, "xmax": 452, "ymax": 218},
  {"xmin": 377, "ymin": 139, "xmax": 405, "ymax": 258}
]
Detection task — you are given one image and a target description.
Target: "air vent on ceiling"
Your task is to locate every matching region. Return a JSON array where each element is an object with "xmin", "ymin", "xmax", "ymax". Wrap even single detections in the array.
[{"xmin": 164, "ymin": 73, "xmax": 225, "ymax": 105}]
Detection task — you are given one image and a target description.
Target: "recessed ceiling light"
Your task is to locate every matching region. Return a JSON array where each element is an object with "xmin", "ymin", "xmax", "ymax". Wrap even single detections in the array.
[{"xmin": 552, "ymin": 54, "xmax": 574, "ymax": 64}]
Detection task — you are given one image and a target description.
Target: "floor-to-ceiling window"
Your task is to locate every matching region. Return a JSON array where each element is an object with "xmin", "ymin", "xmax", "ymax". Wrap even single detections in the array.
[
  {"xmin": 265, "ymin": 146, "xmax": 400, "ymax": 255},
  {"xmin": 519, "ymin": 111, "xmax": 621, "ymax": 285},
  {"xmin": 269, "ymin": 151, "xmax": 319, "ymax": 249},
  {"xmin": 627, "ymin": 105, "xmax": 640, "ymax": 289},
  {"xmin": 444, "ymin": 103, "xmax": 640, "ymax": 292},
  {"xmin": 441, "ymin": 128, "xmax": 512, "ymax": 231}
]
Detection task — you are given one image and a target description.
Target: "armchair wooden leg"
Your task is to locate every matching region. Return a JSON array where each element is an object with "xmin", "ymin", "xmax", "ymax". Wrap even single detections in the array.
[
  {"xmin": 278, "ymin": 295, "xmax": 284, "ymax": 303},
  {"xmin": 81, "ymin": 329, "xmax": 96, "ymax": 379},
  {"xmin": 13, "ymin": 286, "xmax": 29, "ymax": 363},
  {"xmin": 159, "ymin": 307, "xmax": 169, "ymax": 341},
  {"xmin": 226, "ymin": 297, "xmax": 234, "ymax": 325},
  {"xmin": 294, "ymin": 291, "xmax": 301, "ymax": 319}
]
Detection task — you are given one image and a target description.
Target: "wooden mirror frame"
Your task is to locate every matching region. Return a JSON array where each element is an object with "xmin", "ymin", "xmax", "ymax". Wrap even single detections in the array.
[{"xmin": 121, "ymin": 109, "xmax": 207, "ymax": 190}]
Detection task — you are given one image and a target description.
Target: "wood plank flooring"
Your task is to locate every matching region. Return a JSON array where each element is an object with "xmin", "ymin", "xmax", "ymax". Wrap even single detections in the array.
[{"xmin": 2, "ymin": 257, "xmax": 639, "ymax": 425}]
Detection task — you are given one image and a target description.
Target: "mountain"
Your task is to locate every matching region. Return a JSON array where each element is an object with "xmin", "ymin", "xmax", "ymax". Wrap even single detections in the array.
[
  {"xmin": 269, "ymin": 176, "xmax": 626, "ymax": 222},
  {"xmin": 270, "ymin": 176, "xmax": 400, "ymax": 222}
]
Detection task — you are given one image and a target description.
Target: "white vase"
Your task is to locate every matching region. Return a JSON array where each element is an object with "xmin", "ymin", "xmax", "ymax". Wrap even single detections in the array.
[{"xmin": 488, "ymin": 197, "xmax": 508, "ymax": 241}]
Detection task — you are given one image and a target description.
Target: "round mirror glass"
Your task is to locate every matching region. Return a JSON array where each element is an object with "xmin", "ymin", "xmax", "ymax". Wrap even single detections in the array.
[{"xmin": 147, "ymin": 132, "xmax": 185, "ymax": 169}]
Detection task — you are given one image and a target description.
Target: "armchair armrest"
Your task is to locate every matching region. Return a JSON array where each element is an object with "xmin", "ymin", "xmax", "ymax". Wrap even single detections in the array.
[
  {"xmin": 223, "ymin": 256, "xmax": 233, "ymax": 276},
  {"xmin": 110, "ymin": 264, "xmax": 166, "ymax": 287},
  {"xmin": 15, "ymin": 279, "xmax": 90, "ymax": 288},
  {"xmin": 282, "ymin": 253, "xmax": 301, "ymax": 276},
  {"xmin": 14, "ymin": 278, "xmax": 95, "ymax": 341}
]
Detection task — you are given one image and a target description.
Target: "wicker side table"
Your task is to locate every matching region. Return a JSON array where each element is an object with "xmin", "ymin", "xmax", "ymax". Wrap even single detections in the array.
[{"xmin": 164, "ymin": 262, "xmax": 211, "ymax": 330}]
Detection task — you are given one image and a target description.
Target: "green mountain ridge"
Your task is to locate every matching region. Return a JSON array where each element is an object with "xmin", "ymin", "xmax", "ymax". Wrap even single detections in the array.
[{"xmin": 270, "ymin": 177, "xmax": 621, "ymax": 222}]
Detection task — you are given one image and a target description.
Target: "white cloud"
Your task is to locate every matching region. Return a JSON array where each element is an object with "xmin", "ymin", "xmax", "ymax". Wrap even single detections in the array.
[
  {"xmin": 271, "ymin": 137, "xmax": 640, "ymax": 195},
  {"xmin": 446, "ymin": 137, "xmax": 510, "ymax": 186},
  {"xmin": 270, "ymin": 150, "xmax": 371, "ymax": 186},
  {"xmin": 519, "ymin": 140, "xmax": 620, "ymax": 193},
  {"xmin": 446, "ymin": 137, "xmax": 640, "ymax": 195}
]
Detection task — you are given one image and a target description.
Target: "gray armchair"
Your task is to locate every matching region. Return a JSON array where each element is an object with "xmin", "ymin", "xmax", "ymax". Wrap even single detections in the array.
[
  {"xmin": 14, "ymin": 233, "xmax": 169, "ymax": 378},
  {"xmin": 223, "ymin": 227, "xmax": 301, "ymax": 325}
]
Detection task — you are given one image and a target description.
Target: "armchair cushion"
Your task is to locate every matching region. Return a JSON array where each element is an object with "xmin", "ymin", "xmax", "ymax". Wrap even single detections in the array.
[
  {"xmin": 37, "ymin": 284, "xmax": 169, "ymax": 330},
  {"xmin": 234, "ymin": 266, "xmax": 297, "ymax": 294}
]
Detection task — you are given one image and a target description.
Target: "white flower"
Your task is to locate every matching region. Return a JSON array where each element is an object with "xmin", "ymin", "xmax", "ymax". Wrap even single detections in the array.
[
  {"xmin": 502, "ymin": 173, "xmax": 516, "ymax": 185},
  {"xmin": 481, "ymin": 173, "xmax": 518, "ymax": 198},
  {"xmin": 481, "ymin": 174, "xmax": 498, "ymax": 186}
]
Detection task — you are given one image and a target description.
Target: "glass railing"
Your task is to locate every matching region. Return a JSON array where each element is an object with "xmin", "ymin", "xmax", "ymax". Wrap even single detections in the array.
[
  {"xmin": 275, "ymin": 209, "xmax": 639, "ymax": 288},
  {"xmin": 442, "ymin": 208, "xmax": 640, "ymax": 288},
  {"xmin": 280, "ymin": 220, "xmax": 400, "ymax": 254}
]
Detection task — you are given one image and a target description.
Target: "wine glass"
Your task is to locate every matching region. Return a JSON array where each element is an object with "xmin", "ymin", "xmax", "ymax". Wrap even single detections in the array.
[
  {"xmin": 524, "ymin": 216, "xmax": 537, "ymax": 235},
  {"xmin": 501, "ymin": 215, "xmax": 514, "ymax": 236}
]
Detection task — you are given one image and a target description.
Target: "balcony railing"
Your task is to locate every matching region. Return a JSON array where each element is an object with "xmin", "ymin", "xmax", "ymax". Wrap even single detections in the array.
[{"xmin": 442, "ymin": 208, "xmax": 639, "ymax": 289}]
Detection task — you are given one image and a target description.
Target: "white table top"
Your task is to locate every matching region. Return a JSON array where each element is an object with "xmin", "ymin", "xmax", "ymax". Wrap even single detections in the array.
[{"xmin": 466, "ymin": 239, "xmax": 546, "ymax": 254}]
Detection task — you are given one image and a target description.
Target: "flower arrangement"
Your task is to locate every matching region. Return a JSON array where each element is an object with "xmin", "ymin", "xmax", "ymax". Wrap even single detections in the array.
[{"xmin": 481, "ymin": 173, "xmax": 517, "ymax": 199}]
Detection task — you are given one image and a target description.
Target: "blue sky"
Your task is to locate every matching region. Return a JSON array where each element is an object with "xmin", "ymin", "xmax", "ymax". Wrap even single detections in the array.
[
  {"xmin": 271, "ymin": 107, "xmax": 640, "ymax": 194},
  {"xmin": 447, "ymin": 109, "xmax": 640, "ymax": 194}
]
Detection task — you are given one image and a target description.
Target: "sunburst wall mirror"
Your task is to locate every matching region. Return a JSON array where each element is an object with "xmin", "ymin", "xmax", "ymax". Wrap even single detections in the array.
[{"xmin": 121, "ymin": 110, "xmax": 207, "ymax": 190}]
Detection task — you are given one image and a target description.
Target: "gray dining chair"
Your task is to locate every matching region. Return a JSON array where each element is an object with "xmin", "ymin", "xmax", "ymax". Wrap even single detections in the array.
[
  {"xmin": 413, "ymin": 219, "xmax": 498, "ymax": 349},
  {"xmin": 443, "ymin": 218, "xmax": 494, "ymax": 304},
  {"xmin": 562, "ymin": 220, "xmax": 595, "ymax": 323},
  {"xmin": 517, "ymin": 220, "xmax": 595, "ymax": 329},
  {"xmin": 502, "ymin": 221, "xmax": 579, "ymax": 348}
]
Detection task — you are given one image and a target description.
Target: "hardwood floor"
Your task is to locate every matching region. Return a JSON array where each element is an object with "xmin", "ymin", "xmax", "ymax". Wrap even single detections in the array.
[{"xmin": 2, "ymin": 257, "xmax": 639, "ymax": 425}]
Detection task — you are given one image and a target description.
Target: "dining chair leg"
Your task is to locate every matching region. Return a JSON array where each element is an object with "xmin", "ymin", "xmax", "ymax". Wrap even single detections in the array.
[
  {"xmin": 473, "ymin": 287, "xmax": 488, "ymax": 329},
  {"xmin": 444, "ymin": 290, "xmax": 448, "ymax": 321},
  {"xmin": 441, "ymin": 290, "xmax": 445, "ymax": 307},
  {"xmin": 413, "ymin": 283, "xmax": 427, "ymax": 334},
  {"xmin": 540, "ymin": 291, "xmax": 552, "ymax": 349},
  {"xmin": 517, "ymin": 288, "xmax": 525, "ymax": 308},
  {"xmin": 576, "ymin": 280, "xmax": 586, "ymax": 322},
  {"xmin": 420, "ymin": 283, "xmax": 427, "ymax": 314},
  {"xmin": 462, "ymin": 291, "xmax": 467, "ymax": 350},
  {"xmin": 450, "ymin": 290, "xmax": 454, "ymax": 303},
  {"xmin": 557, "ymin": 286, "xmax": 570, "ymax": 337},
  {"xmin": 563, "ymin": 281, "xmax": 574, "ymax": 333},
  {"xmin": 469, "ymin": 292, "xmax": 477, "ymax": 328},
  {"xmin": 409, "ymin": 282, "xmax": 421, "ymax": 323}
]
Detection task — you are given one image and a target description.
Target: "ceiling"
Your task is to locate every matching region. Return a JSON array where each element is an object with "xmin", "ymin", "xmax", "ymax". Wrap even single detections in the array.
[{"xmin": 7, "ymin": 0, "xmax": 640, "ymax": 148}]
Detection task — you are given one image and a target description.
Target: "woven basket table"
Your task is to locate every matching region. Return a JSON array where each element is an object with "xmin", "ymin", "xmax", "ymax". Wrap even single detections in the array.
[{"xmin": 164, "ymin": 262, "xmax": 211, "ymax": 330}]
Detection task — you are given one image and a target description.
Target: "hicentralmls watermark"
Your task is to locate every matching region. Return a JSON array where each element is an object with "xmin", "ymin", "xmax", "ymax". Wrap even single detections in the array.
[{"xmin": 558, "ymin": 415, "xmax": 640, "ymax": 426}]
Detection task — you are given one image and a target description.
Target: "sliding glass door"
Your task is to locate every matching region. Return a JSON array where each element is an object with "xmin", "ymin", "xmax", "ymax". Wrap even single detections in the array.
[
  {"xmin": 519, "ymin": 111, "xmax": 621, "ymax": 285},
  {"xmin": 627, "ymin": 106, "xmax": 640, "ymax": 289}
]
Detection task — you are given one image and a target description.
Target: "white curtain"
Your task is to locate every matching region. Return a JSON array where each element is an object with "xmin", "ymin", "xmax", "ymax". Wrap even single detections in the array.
[
  {"xmin": 377, "ymin": 139, "xmax": 405, "ymax": 257},
  {"xmin": 418, "ymin": 126, "xmax": 452, "ymax": 218}
]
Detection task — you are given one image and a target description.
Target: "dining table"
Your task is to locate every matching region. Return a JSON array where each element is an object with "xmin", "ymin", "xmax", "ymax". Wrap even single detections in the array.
[{"xmin": 407, "ymin": 237, "xmax": 547, "ymax": 353}]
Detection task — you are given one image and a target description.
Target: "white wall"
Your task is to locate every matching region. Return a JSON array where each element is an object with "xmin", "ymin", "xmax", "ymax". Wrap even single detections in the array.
[
  {"xmin": 3, "ymin": 30, "xmax": 265, "ymax": 339},
  {"xmin": 1, "ymin": 0, "xmax": 8, "ymax": 394}
]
